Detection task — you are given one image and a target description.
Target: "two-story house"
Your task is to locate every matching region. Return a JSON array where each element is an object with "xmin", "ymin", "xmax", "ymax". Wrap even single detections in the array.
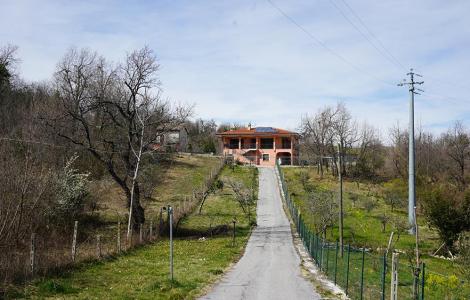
[{"xmin": 217, "ymin": 126, "xmax": 299, "ymax": 166}]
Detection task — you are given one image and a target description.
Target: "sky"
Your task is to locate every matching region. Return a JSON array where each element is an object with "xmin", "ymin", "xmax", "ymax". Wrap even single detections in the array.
[{"xmin": 1, "ymin": 0, "xmax": 470, "ymax": 137}]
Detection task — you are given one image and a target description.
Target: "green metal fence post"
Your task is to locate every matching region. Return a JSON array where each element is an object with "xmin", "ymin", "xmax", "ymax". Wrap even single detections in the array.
[
  {"xmin": 360, "ymin": 247, "xmax": 365, "ymax": 300},
  {"xmin": 309, "ymin": 233, "xmax": 313, "ymax": 256},
  {"xmin": 320, "ymin": 238, "xmax": 324, "ymax": 271},
  {"xmin": 345, "ymin": 244, "xmax": 351, "ymax": 295},
  {"xmin": 381, "ymin": 252, "xmax": 387, "ymax": 300},
  {"xmin": 326, "ymin": 240, "xmax": 330, "ymax": 275},
  {"xmin": 334, "ymin": 240, "xmax": 338, "ymax": 285},
  {"xmin": 421, "ymin": 262, "xmax": 425, "ymax": 300},
  {"xmin": 315, "ymin": 235, "xmax": 319, "ymax": 264}
]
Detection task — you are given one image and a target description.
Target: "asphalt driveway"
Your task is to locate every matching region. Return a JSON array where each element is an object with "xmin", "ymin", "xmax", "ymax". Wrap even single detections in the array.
[{"xmin": 200, "ymin": 167, "xmax": 321, "ymax": 300}]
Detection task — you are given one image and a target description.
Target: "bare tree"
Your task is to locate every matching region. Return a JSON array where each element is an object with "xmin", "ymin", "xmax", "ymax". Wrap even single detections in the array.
[
  {"xmin": 226, "ymin": 179, "xmax": 256, "ymax": 224},
  {"xmin": 50, "ymin": 47, "xmax": 190, "ymax": 227},
  {"xmin": 353, "ymin": 122, "xmax": 384, "ymax": 179},
  {"xmin": 387, "ymin": 124, "xmax": 408, "ymax": 180},
  {"xmin": 332, "ymin": 102, "xmax": 358, "ymax": 176},
  {"xmin": 442, "ymin": 121, "xmax": 470, "ymax": 189},
  {"xmin": 300, "ymin": 106, "xmax": 336, "ymax": 177},
  {"xmin": 307, "ymin": 189, "xmax": 337, "ymax": 238}
]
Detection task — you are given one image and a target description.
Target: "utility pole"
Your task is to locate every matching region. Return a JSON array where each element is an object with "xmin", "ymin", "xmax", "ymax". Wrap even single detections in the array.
[
  {"xmin": 398, "ymin": 69, "xmax": 423, "ymax": 234},
  {"xmin": 337, "ymin": 143, "xmax": 344, "ymax": 256}
]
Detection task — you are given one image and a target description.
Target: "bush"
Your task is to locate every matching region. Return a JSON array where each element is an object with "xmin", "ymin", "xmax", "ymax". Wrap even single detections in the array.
[
  {"xmin": 422, "ymin": 186, "xmax": 470, "ymax": 250},
  {"xmin": 457, "ymin": 234, "xmax": 470, "ymax": 281},
  {"xmin": 47, "ymin": 155, "xmax": 89, "ymax": 225}
]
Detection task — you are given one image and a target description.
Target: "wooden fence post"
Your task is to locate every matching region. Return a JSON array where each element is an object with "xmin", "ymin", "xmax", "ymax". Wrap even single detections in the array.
[
  {"xmin": 30, "ymin": 233, "xmax": 36, "ymax": 275},
  {"xmin": 72, "ymin": 220, "xmax": 78, "ymax": 262},
  {"xmin": 117, "ymin": 220, "xmax": 121, "ymax": 254},
  {"xmin": 96, "ymin": 235, "xmax": 102, "ymax": 259},
  {"xmin": 391, "ymin": 252, "xmax": 399, "ymax": 300},
  {"xmin": 139, "ymin": 223, "xmax": 143, "ymax": 243}
]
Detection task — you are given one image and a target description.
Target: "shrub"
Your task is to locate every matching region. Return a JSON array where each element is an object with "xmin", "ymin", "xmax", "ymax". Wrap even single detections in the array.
[
  {"xmin": 46, "ymin": 155, "xmax": 89, "ymax": 225},
  {"xmin": 457, "ymin": 234, "xmax": 470, "ymax": 281},
  {"xmin": 422, "ymin": 186, "xmax": 470, "ymax": 250}
]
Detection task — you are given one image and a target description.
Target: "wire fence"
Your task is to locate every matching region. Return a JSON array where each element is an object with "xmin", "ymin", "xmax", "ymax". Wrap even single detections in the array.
[
  {"xmin": 1, "ymin": 157, "xmax": 227, "ymax": 292},
  {"xmin": 276, "ymin": 161, "xmax": 428, "ymax": 300}
]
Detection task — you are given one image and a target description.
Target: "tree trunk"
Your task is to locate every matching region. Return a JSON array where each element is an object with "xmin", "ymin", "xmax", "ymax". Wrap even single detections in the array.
[{"xmin": 130, "ymin": 182, "xmax": 145, "ymax": 227}]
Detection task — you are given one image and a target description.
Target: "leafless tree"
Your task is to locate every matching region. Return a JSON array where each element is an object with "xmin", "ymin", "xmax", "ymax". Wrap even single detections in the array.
[
  {"xmin": 387, "ymin": 124, "xmax": 408, "ymax": 180},
  {"xmin": 226, "ymin": 179, "xmax": 256, "ymax": 224},
  {"xmin": 353, "ymin": 122, "xmax": 384, "ymax": 179},
  {"xmin": 307, "ymin": 189, "xmax": 337, "ymax": 238},
  {"xmin": 50, "ymin": 47, "xmax": 191, "ymax": 227},
  {"xmin": 441, "ymin": 121, "xmax": 470, "ymax": 189},
  {"xmin": 332, "ymin": 102, "xmax": 358, "ymax": 175},
  {"xmin": 300, "ymin": 106, "xmax": 336, "ymax": 177}
]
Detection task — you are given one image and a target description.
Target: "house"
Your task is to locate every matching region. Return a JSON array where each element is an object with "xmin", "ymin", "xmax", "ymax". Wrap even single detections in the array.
[
  {"xmin": 152, "ymin": 127, "xmax": 189, "ymax": 152},
  {"xmin": 217, "ymin": 125, "xmax": 299, "ymax": 166}
]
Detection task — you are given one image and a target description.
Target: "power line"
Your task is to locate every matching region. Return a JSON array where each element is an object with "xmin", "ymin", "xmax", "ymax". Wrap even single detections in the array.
[
  {"xmin": 266, "ymin": 0, "xmax": 469, "ymax": 107},
  {"xmin": 266, "ymin": 0, "xmax": 395, "ymax": 87},
  {"xmin": 338, "ymin": 0, "xmax": 407, "ymax": 71},
  {"xmin": 328, "ymin": 0, "xmax": 406, "ymax": 72}
]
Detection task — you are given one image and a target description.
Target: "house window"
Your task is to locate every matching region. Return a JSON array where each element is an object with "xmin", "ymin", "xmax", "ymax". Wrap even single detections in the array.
[
  {"xmin": 260, "ymin": 138, "xmax": 274, "ymax": 149},
  {"xmin": 262, "ymin": 154, "xmax": 269, "ymax": 161},
  {"xmin": 229, "ymin": 138, "xmax": 239, "ymax": 149},
  {"xmin": 281, "ymin": 137, "xmax": 291, "ymax": 149}
]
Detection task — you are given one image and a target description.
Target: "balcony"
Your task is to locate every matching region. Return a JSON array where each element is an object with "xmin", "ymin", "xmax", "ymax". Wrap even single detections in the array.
[{"xmin": 241, "ymin": 143, "xmax": 257, "ymax": 150}]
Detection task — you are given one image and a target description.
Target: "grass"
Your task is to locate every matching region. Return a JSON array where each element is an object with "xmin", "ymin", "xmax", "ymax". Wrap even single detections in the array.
[
  {"xmin": 14, "ymin": 165, "xmax": 258, "ymax": 300},
  {"xmin": 92, "ymin": 154, "xmax": 223, "ymax": 219},
  {"xmin": 282, "ymin": 166, "xmax": 470, "ymax": 300}
]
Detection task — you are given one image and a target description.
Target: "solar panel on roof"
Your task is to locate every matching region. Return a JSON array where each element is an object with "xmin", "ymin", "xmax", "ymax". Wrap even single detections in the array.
[{"xmin": 255, "ymin": 127, "xmax": 277, "ymax": 133}]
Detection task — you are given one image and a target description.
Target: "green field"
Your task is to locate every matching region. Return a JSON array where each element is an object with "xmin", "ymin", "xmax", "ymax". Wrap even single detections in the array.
[
  {"xmin": 8, "ymin": 165, "xmax": 258, "ymax": 299},
  {"xmin": 282, "ymin": 166, "xmax": 469, "ymax": 300}
]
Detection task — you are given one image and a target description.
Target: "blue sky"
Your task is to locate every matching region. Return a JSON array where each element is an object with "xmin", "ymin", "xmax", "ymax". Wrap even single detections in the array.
[{"xmin": 1, "ymin": 0, "xmax": 470, "ymax": 136}]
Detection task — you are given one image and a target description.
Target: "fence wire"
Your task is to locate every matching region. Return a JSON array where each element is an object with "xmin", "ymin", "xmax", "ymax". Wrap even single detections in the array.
[{"xmin": 275, "ymin": 162, "xmax": 431, "ymax": 300}]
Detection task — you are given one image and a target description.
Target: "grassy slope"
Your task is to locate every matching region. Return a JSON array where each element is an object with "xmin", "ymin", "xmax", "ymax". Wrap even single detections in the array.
[
  {"xmin": 93, "ymin": 154, "xmax": 223, "ymax": 219},
  {"xmin": 283, "ymin": 167, "xmax": 469, "ymax": 300},
  {"xmin": 19, "ymin": 165, "xmax": 258, "ymax": 300}
]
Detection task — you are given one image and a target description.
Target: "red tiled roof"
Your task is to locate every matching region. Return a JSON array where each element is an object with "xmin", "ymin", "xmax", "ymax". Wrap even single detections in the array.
[{"xmin": 216, "ymin": 127, "xmax": 298, "ymax": 136}]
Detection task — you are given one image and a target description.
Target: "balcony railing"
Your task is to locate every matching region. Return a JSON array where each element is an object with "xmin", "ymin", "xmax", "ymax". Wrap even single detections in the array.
[{"xmin": 241, "ymin": 143, "xmax": 257, "ymax": 149}]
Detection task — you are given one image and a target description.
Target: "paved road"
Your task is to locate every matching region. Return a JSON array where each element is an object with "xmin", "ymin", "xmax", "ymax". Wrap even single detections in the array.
[{"xmin": 200, "ymin": 167, "xmax": 320, "ymax": 300}]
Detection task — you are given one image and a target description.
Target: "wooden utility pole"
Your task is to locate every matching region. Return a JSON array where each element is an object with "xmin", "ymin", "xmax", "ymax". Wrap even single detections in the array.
[{"xmin": 337, "ymin": 143, "xmax": 344, "ymax": 256}]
